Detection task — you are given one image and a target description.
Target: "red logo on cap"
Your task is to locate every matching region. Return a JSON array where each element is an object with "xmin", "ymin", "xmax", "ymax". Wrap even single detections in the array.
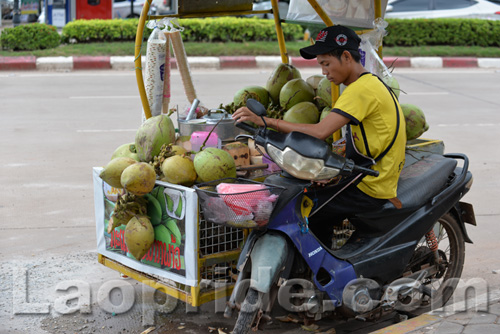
[
  {"xmin": 335, "ymin": 34, "xmax": 348, "ymax": 46},
  {"xmin": 316, "ymin": 31, "xmax": 328, "ymax": 42}
]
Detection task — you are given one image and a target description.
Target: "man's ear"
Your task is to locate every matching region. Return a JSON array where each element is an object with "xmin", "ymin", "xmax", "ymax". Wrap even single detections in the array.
[{"xmin": 343, "ymin": 50, "xmax": 351, "ymax": 62}]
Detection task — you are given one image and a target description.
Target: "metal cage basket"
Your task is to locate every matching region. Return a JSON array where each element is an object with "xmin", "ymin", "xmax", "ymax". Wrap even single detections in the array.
[{"xmin": 195, "ymin": 178, "xmax": 284, "ymax": 229}]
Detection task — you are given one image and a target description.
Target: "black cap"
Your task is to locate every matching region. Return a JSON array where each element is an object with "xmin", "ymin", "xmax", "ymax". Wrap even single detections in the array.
[{"xmin": 300, "ymin": 25, "xmax": 361, "ymax": 60}]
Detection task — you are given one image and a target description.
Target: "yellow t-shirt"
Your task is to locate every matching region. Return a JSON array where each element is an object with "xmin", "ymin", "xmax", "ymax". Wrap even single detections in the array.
[{"xmin": 332, "ymin": 73, "xmax": 406, "ymax": 199}]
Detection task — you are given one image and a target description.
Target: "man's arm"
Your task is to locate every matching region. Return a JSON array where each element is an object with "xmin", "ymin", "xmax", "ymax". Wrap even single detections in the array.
[{"xmin": 233, "ymin": 107, "xmax": 350, "ymax": 140}]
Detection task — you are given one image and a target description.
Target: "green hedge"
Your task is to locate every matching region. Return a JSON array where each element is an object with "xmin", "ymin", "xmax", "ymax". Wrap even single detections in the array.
[
  {"xmin": 384, "ymin": 18, "xmax": 500, "ymax": 47},
  {"xmin": 0, "ymin": 23, "xmax": 61, "ymax": 51},
  {"xmin": 61, "ymin": 19, "xmax": 138, "ymax": 43},
  {"xmin": 61, "ymin": 17, "xmax": 304, "ymax": 43}
]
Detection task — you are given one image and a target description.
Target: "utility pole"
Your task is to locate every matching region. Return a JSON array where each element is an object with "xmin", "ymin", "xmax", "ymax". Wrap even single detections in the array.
[{"xmin": 13, "ymin": 0, "xmax": 20, "ymax": 27}]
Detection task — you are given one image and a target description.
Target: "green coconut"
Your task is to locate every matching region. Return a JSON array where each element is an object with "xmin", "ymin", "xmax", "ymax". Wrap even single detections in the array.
[
  {"xmin": 161, "ymin": 155, "xmax": 197, "ymax": 187},
  {"xmin": 283, "ymin": 102, "xmax": 319, "ymax": 124},
  {"xmin": 320, "ymin": 107, "xmax": 334, "ymax": 145},
  {"xmin": 99, "ymin": 157, "xmax": 137, "ymax": 189},
  {"xmin": 124, "ymin": 215, "xmax": 155, "ymax": 261},
  {"xmin": 383, "ymin": 75, "xmax": 401, "ymax": 99},
  {"xmin": 120, "ymin": 162, "xmax": 157, "ymax": 196},
  {"xmin": 111, "ymin": 142, "xmax": 139, "ymax": 161},
  {"xmin": 279, "ymin": 78, "xmax": 315, "ymax": 110},
  {"xmin": 193, "ymin": 148, "xmax": 237, "ymax": 183},
  {"xmin": 401, "ymin": 103, "xmax": 429, "ymax": 141},
  {"xmin": 316, "ymin": 77, "xmax": 332, "ymax": 109},
  {"xmin": 233, "ymin": 85, "xmax": 270, "ymax": 107},
  {"xmin": 135, "ymin": 115, "xmax": 176, "ymax": 162},
  {"xmin": 265, "ymin": 63, "xmax": 301, "ymax": 105},
  {"xmin": 306, "ymin": 74, "xmax": 326, "ymax": 90}
]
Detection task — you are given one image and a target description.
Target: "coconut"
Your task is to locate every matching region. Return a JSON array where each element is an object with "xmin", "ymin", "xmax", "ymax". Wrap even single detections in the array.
[
  {"xmin": 316, "ymin": 77, "xmax": 332, "ymax": 109},
  {"xmin": 383, "ymin": 75, "xmax": 401, "ymax": 99},
  {"xmin": 233, "ymin": 85, "xmax": 270, "ymax": 107},
  {"xmin": 193, "ymin": 148, "xmax": 236, "ymax": 183},
  {"xmin": 99, "ymin": 157, "xmax": 137, "ymax": 189},
  {"xmin": 265, "ymin": 63, "xmax": 301, "ymax": 105},
  {"xmin": 124, "ymin": 215, "xmax": 155, "ymax": 260},
  {"xmin": 306, "ymin": 75, "xmax": 325, "ymax": 90},
  {"xmin": 171, "ymin": 145, "xmax": 187, "ymax": 156},
  {"xmin": 283, "ymin": 102, "xmax": 319, "ymax": 124},
  {"xmin": 135, "ymin": 115, "xmax": 176, "ymax": 162},
  {"xmin": 161, "ymin": 155, "xmax": 197, "ymax": 187},
  {"xmin": 401, "ymin": 103, "xmax": 429, "ymax": 141},
  {"xmin": 279, "ymin": 78, "xmax": 315, "ymax": 110},
  {"xmin": 111, "ymin": 142, "xmax": 139, "ymax": 161},
  {"xmin": 120, "ymin": 162, "xmax": 156, "ymax": 196},
  {"xmin": 320, "ymin": 107, "xmax": 334, "ymax": 145}
]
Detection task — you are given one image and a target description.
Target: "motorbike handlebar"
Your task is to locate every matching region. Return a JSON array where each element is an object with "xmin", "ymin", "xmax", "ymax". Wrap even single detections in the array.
[
  {"xmin": 352, "ymin": 165, "xmax": 380, "ymax": 177},
  {"xmin": 235, "ymin": 121, "xmax": 257, "ymax": 135}
]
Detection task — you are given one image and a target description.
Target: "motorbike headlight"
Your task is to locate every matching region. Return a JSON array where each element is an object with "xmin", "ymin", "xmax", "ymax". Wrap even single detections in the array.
[{"xmin": 267, "ymin": 144, "xmax": 340, "ymax": 181}]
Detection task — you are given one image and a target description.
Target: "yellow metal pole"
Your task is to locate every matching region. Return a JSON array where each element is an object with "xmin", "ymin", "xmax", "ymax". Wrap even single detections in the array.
[
  {"xmin": 270, "ymin": 0, "xmax": 288, "ymax": 64},
  {"xmin": 374, "ymin": 0, "xmax": 383, "ymax": 58},
  {"xmin": 135, "ymin": 0, "xmax": 152, "ymax": 119},
  {"xmin": 307, "ymin": 0, "xmax": 333, "ymax": 26}
]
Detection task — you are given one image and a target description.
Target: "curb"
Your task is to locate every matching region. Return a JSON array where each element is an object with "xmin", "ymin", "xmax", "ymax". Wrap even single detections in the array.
[
  {"xmin": 370, "ymin": 290, "xmax": 500, "ymax": 333},
  {"xmin": 0, "ymin": 56, "xmax": 499, "ymax": 71}
]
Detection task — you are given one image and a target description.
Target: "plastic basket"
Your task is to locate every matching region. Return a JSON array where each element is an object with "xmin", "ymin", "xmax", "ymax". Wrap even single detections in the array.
[{"xmin": 195, "ymin": 178, "xmax": 284, "ymax": 229}]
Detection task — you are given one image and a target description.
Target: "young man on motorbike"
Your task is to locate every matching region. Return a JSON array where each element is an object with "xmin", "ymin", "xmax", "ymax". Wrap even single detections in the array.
[{"xmin": 232, "ymin": 25, "xmax": 406, "ymax": 246}]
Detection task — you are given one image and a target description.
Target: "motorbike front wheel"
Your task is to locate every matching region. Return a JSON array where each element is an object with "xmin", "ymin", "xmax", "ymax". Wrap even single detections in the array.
[
  {"xmin": 232, "ymin": 288, "xmax": 262, "ymax": 334},
  {"xmin": 403, "ymin": 213, "xmax": 465, "ymax": 311}
]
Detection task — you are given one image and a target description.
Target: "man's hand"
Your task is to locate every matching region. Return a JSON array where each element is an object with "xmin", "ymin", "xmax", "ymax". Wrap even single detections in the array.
[{"xmin": 232, "ymin": 107, "xmax": 265, "ymax": 127}]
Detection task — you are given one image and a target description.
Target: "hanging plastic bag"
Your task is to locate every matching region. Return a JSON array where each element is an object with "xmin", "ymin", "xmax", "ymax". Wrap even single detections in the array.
[
  {"xmin": 359, "ymin": 18, "xmax": 390, "ymax": 78},
  {"xmin": 144, "ymin": 20, "xmax": 167, "ymax": 118}
]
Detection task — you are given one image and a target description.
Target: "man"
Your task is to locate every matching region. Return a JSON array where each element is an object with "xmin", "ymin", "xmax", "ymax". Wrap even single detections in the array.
[{"xmin": 232, "ymin": 25, "xmax": 406, "ymax": 245}]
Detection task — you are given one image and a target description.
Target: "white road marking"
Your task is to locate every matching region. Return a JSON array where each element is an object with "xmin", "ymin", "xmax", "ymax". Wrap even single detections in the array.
[
  {"xmin": 77, "ymin": 129, "xmax": 136, "ymax": 133},
  {"xmin": 437, "ymin": 123, "xmax": 498, "ymax": 127},
  {"xmin": 406, "ymin": 92, "xmax": 449, "ymax": 95},
  {"xmin": 69, "ymin": 95, "xmax": 138, "ymax": 99}
]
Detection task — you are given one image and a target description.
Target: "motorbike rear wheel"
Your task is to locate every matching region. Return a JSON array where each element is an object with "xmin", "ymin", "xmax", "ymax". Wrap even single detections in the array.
[
  {"xmin": 404, "ymin": 213, "xmax": 465, "ymax": 311},
  {"xmin": 232, "ymin": 288, "xmax": 261, "ymax": 334}
]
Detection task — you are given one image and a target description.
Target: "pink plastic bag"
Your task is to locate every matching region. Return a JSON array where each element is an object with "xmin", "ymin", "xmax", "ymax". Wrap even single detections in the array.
[{"xmin": 216, "ymin": 183, "xmax": 278, "ymax": 218}]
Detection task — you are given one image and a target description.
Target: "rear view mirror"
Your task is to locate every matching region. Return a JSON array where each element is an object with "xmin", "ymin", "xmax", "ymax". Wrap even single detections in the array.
[{"xmin": 246, "ymin": 99, "xmax": 267, "ymax": 117}]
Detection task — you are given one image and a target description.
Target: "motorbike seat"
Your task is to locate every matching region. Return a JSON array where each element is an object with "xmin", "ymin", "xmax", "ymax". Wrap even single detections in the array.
[{"xmin": 358, "ymin": 151, "xmax": 457, "ymax": 218}]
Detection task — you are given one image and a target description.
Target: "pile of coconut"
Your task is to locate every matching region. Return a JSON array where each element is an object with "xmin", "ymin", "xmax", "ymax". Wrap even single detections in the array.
[{"xmin": 230, "ymin": 63, "xmax": 429, "ymax": 143}]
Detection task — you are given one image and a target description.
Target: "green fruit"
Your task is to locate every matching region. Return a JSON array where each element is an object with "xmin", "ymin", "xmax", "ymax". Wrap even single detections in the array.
[
  {"xmin": 154, "ymin": 224, "xmax": 172, "ymax": 245},
  {"xmin": 283, "ymin": 102, "xmax": 319, "ymax": 124},
  {"xmin": 174, "ymin": 197, "xmax": 183, "ymax": 218},
  {"xmin": 233, "ymin": 85, "xmax": 270, "ymax": 107},
  {"xmin": 193, "ymin": 148, "xmax": 237, "ymax": 183},
  {"xmin": 165, "ymin": 193, "xmax": 174, "ymax": 213},
  {"xmin": 383, "ymin": 75, "xmax": 401, "ymax": 99},
  {"xmin": 99, "ymin": 157, "xmax": 137, "ymax": 189},
  {"xmin": 306, "ymin": 74, "xmax": 325, "ymax": 90},
  {"xmin": 160, "ymin": 155, "xmax": 197, "ymax": 187},
  {"xmin": 111, "ymin": 142, "xmax": 139, "ymax": 161},
  {"xmin": 135, "ymin": 115, "xmax": 176, "ymax": 162},
  {"xmin": 151, "ymin": 186, "xmax": 168, "ymax": 221},
  {"xmin": 165, "ymin": 218, "xmax": 182, "ymax": 247},
  {"xmin": 279, "ymin": 78, "xmax": 315, "ymax": 110},
  {"xmin": 120, "ymin": 162, "xmax": 156, "ymax": 196},
  {"xmin": 316, "ymin": 77, "xmax": 332, "ymax": 109},
  {"xmin": 266, "ymin": 63, "xmax": 301, "ymax": 105},
  {"xmin": 124, "ymin": 215, "xmax": 155, "ymax": 260},
  {"xmin": 144, "ymin": 193, "xmax": 162, "ymax": 226},
  {"xmin": 401, "ymin": 103, "xmax": 429, "ymax": 141}
]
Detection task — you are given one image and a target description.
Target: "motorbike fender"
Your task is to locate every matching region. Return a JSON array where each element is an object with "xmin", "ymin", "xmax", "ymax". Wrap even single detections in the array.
[{"xmin": 249, "ymin": 233, "xmax": 288, "ymax": 294}]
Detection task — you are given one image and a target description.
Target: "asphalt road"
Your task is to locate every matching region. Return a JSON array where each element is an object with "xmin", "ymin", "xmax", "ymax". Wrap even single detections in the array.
[{"xmin": 1, "ymin": 67, "xmax": 499, "ymax": 334}]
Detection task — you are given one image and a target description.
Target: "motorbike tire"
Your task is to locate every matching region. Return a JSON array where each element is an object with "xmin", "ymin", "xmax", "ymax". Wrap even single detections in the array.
[
  {"xmin": 232, "ymin": 288, "xmax": 261, "ymax": 334},
  {"xmin": 403, "ymin": 213, "xmax": 465, "ymax": 312}
]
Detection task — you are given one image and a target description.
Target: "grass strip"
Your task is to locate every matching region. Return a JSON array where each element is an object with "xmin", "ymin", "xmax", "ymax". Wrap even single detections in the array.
[{"xmin": 1, "ymin": 41, "xmax": 500, "ymax": 58}]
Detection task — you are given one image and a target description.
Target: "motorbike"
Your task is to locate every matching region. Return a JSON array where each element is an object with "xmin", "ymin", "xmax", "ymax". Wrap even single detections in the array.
[{"xmin": 195, "ymin": 99, "xmax": 476, "ymax": 334}]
